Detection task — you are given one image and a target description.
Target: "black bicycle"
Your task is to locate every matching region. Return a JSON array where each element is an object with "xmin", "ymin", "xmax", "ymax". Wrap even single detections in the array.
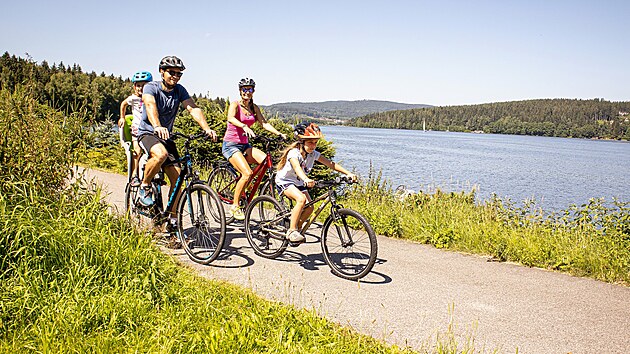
[
  {"xmin": 125, "ymin": 131, "xmax": 226, "ymax": 264},
  {"xmin": 244, "ymin": 176, "xmax": 378, "ymax": 280}
]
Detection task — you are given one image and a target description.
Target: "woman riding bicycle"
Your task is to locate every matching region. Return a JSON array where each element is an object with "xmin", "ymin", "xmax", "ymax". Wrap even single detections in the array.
[
  {"xmin": 221, "ymin": 78, "xmax": 286, "ymax": 220},
  {"xmin": 275, "ymin": 123, "xmax": 356, "ymax": 244}
]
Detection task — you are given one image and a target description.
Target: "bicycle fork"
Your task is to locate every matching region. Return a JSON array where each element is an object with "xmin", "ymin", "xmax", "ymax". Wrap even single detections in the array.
[{"xmin": 329, "ymin": 209, "xmax": 354, "ymax": 248}]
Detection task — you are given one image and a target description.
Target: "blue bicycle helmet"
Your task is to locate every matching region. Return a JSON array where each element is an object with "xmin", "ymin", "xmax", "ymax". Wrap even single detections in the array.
[{"xmin": 131, "ymin": 71, "xmax": 153, "ymax": 83}]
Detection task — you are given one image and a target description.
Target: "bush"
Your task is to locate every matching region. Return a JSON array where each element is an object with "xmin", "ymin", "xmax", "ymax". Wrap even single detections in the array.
[{"xmin": 0, "ymin": 86, "xmax": 84, "ymax": 195}]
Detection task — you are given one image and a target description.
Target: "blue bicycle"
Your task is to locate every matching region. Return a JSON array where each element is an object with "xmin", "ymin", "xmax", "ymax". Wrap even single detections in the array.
[{"xmin": 125, "ymin": 131, "xmax": 226, "ymax": 264}]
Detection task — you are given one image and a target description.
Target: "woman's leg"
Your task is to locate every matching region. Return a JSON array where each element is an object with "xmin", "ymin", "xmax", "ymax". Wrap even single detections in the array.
[
  {"xmin": 228, "ymin": 151, "xmax": 253, "ymax": 207},
  {"xmin": 246, "ymin": 147, "xmax": 266, "ymax": 165}
]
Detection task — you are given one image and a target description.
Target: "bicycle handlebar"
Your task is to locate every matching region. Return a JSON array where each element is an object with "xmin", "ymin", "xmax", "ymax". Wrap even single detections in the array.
[
  {"xmin": 250, "ymin": 135, "xmax": 286, "ymax": 144},
  {"xmin": 170, "ymin": 131, "xmax": 211, "ymax": 142},
  {"xmin": 315, "ymin": 176, "xmax": 356, "ymax": 188}
]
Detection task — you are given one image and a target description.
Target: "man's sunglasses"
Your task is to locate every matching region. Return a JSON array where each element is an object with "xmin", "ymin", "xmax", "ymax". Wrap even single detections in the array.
[
  {"xmin": 241, "ymin": 87, "xmax": 254, "ymax": 93},
  {"xmin": 166, "ymin": 70, "xmax": 183, "ymax": 77}
]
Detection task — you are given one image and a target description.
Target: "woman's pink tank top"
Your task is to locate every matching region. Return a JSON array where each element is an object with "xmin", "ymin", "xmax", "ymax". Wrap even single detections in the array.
[{"xmin": 223, "ymin": 102, "xmax": 257, "ymax": 143}]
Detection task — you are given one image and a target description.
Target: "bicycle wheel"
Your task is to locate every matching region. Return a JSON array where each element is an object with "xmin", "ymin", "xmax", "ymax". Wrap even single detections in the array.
[
  {"xmin": 124, "ymin": 182, "xmax": 156, "ymax": 224},
  {"xmin": 208, "ymin": 165, "xmax": 239, "ymax": 224},
  {"xmin": 177, "ymin": 183, "xmax": 226, "ymax": 264},
  {"xmin": 321, "ymin": 208, "xmax": 378, "ymax": 280},
  {"xmin": 244, "ymin": 195, "xmax": 289, "ymax": 258},
  {"xmin": 124, "ymin": 183, "xmax": 139, "ymax": 216}
]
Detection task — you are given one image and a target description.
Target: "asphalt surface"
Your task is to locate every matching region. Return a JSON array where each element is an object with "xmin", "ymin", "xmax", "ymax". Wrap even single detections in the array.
[{"xmin": 84, "ymin": 167, "xmax": 630, "ymax": 353}]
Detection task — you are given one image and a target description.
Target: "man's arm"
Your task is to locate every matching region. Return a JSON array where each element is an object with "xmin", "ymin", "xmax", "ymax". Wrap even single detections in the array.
[
  {"xmin": 182, "ymin": 98, "xmax": 217, "ymax": 141},
  {"xmin": 143, "ymin": 93, "xmax": 169, "ymax": 140}
]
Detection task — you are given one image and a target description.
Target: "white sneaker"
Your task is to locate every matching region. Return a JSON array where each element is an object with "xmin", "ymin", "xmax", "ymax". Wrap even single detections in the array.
[
  {"xmin": 230, "ymin": 205, "xmax": 245, "ymax": 221},
  {"xmin": 286, "ymin": 230, "xmax": 305, "ymax": 243}
]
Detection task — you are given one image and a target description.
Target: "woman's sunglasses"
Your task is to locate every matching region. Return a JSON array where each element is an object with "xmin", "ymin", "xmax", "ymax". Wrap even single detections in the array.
[{"xmin": 241, "ymin": 87, "xmax": 254, "ymax": 93}]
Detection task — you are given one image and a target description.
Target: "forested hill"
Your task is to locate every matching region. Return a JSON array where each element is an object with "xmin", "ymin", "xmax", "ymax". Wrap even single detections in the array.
[
  {"xmin": 262, "ymin": 100, "xmax": 432, "ymax": 123},
  {"xmin": 0, "ymin": 52, "xmax": 226, "ymax": 123},
  {"xmin": 347, "ymin": 99, "xmax": 630, "ymax": 140}
]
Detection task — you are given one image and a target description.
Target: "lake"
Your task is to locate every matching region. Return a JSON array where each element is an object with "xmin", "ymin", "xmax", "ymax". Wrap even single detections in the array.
[{"xmin": 320, "ymin": 126, "xmax": 630, "ymax": 211}]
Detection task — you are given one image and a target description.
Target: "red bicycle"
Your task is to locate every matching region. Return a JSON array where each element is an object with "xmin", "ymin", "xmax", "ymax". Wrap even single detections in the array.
[{"xmin": 208, "ymin": 135, "xmax": 286, "ymax": 224}]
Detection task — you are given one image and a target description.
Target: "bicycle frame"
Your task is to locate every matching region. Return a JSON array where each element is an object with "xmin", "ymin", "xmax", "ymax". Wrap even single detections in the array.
[
  {"xmin": 297, "ymin": 189, "xmax": 336, "ymax": 234},
  {"xmin": 260, "ymin": 186, "xmax": 340, "ymax": 239},
  {"xmin": 216, "ymin": 137, "xmax": 280, "ymax": 205},
  {"xmin": 244, "ymin": 153, "xmax": 274, "ymax": 203},
  {"xmin": 137, "ymin": 133, "xmax": 203, "ymax": 222}
]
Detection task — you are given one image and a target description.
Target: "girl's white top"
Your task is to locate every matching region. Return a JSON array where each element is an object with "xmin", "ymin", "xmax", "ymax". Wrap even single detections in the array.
[{"xmin": 275, "ymin": 148, "xmax": 321, "ymax": 187}]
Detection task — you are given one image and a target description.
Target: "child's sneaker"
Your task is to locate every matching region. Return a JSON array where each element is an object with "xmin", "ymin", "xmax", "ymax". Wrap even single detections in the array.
[
  {"xmin": 130, "ymin": 176, "xmax": 141, "ymax": 187},
  {"xmin": 137, "ymin": 185, "xmax": 154, "ymax": 207},
  {"xmin": 286, "ymin": 229, "xmax": 305, "ymax": 243}
]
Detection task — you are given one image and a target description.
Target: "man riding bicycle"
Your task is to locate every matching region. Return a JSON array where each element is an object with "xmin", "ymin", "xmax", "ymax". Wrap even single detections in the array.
[{"xmin": 136, "ymin": 55, "xmax": 217, "ymax": 225}]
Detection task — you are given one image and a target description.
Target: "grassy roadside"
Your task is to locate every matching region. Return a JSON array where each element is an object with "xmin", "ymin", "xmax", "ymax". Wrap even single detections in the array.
[
  {"xmin": 343, "ymin": 173, "xmax": 630, "ymax": 285},
  {"xmin": 0, "ymin": 181, "xmax": 413, "ymax": 353}
]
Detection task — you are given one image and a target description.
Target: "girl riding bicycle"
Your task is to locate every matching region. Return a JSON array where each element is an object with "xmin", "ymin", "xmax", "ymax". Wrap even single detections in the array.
[
  {"xmin": 275, "ymin": 123, "xmax": 356, "ymax": 244},
  {"xmin": 221, "ymin": 78, "xmax": 286, "ymax": 220}
]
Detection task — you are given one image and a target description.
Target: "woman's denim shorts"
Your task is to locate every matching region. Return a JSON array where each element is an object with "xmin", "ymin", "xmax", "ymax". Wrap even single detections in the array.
[{"xmin": 222, "ymin": 141, "xmax": 252, "ymax": 160}]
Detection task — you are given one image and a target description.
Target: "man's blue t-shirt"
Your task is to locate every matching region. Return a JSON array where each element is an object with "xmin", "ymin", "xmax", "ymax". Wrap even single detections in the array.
[{"xmin": 137, "ymin": 81, "xmax": 191, "ymax": 136}]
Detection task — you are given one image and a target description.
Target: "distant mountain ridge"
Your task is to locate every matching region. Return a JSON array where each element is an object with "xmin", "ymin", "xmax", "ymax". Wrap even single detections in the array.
[{"xmin": 261, "ymin": 100, "xmax": 432, "ymax": 122}]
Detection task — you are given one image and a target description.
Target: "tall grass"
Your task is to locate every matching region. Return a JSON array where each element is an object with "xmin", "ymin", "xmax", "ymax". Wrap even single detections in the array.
[{"xmin": 344, "ymin": 171, "xmax": 630, "ymax": 285}]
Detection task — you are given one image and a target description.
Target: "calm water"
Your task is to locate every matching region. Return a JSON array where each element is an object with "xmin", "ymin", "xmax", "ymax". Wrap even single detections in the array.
[{"xmin": 320, "ymin": 126, "xmax": 630, "ymax": 210}]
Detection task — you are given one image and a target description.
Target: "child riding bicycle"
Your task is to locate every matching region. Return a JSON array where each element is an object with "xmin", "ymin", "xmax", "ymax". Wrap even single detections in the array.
[
  {"xmin": 275, "ymin": 123, "xmax": 356, "ymax": 244},
  {"xmin": 118, "ymin": 71, "xmax": 153, "ymax": 186}
]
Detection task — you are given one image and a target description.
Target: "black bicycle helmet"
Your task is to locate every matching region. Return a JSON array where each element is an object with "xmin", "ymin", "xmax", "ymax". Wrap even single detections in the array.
[
  {"xmin": 238, "ymin": 77, "xmax": 256, "ymax": 88},
  {"xmin": 159, "ymin": 56, "xmax": 186, "ymax": 70}
]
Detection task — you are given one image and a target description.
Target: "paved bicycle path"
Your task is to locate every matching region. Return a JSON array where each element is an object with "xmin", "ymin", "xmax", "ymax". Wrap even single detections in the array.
[{"xmin": 84, "ymin": 167, "xmax": 630, "ymax": 353}]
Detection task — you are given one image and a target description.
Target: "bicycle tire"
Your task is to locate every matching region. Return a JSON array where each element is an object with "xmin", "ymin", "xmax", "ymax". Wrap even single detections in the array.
[
  {"xmin": 124, "ymin": 182, "xmax": 156, "ymax": 224},
  {"xmin": 321, "ymin": 208, "xmax": 378, "ymax": 280},
  {"xmin": 244, "ymin": 195, "xmax": 289, "ymax": 258},
  {"xmin": 124, "ymin": 183, "xmax": 138, "ymax": 216},
  {"xmin": 208, "ymin": 165, "xmax": 240, "ymax": 224},
  {"xmin": 177, "ymin": 183, "xmax": 226, "ymax": 264}
]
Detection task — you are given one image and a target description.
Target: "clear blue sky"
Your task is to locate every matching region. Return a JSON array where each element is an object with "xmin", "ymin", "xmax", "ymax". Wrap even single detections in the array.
[{"xmin": 2, "ymin": 0, "xmax": 628, "ymax": 106}]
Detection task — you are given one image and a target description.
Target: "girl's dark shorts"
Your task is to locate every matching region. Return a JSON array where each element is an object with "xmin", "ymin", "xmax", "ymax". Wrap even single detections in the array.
[{"xmin": 276, "ymin": 183, "xmax": 308, "ymax": 195}]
